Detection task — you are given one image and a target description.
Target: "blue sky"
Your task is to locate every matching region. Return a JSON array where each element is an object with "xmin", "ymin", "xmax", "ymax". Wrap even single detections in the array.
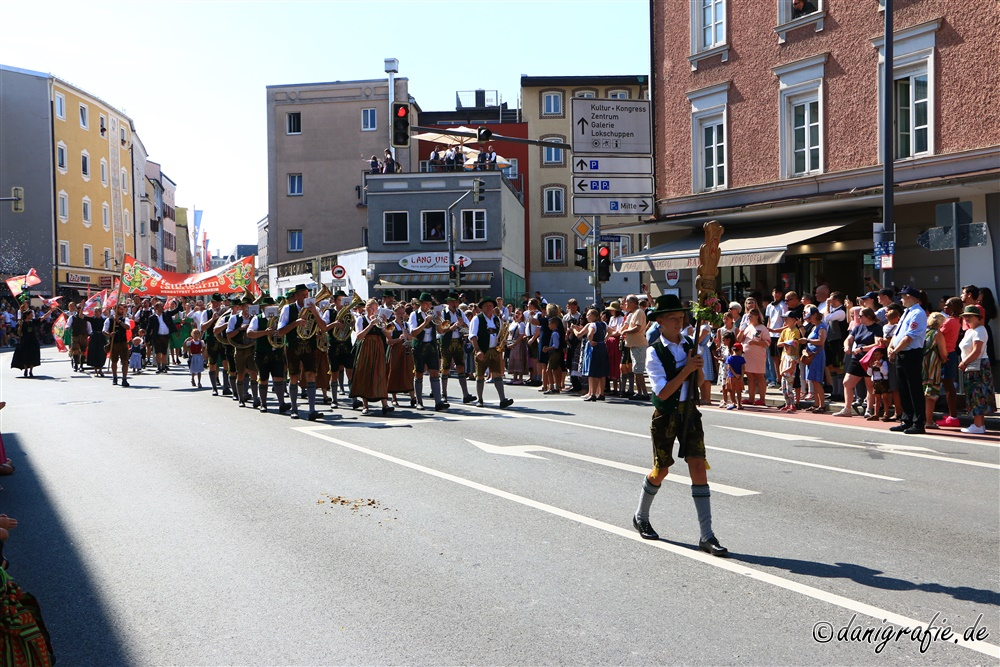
[{"xmin": 1, "ymin": 0, "xmax": 649, "ymax": 254}]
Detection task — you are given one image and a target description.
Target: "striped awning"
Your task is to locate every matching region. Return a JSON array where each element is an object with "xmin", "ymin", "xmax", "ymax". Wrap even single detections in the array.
[{"xmin": 375, "ymin": 272, "xmax": 493, "ymax": 290}]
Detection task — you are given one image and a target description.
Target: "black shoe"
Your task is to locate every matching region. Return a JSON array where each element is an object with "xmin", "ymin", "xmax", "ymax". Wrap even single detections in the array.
[
  {"xmin": 889, "ymin": 423, "xmax": 910, "ymax": 432},
  {"xmin": 290, "ymin": 412, "xmax": 300, "ymax": 420},
  {"xmin": 852, "ymin": 403, "xmax": 865, "ymax": 416},
  {"xmin": 212, "ymin": 389, "xmax": 219, "ymax": 396},
  {"xmin": 113, "ymin": 377, "xmax": 118, "ymax": 385},
  {"xmin": 352, "ymin": 399, "xmax": 362, "ymax": 410},
  {"xmin": 253, "ymin": 400, "xmax": 261, "ymax": 409},
  {"xmin": 463, "ymin": 394, "xmax": 476, "ymax": 404},
  {"xmin": 307, "ymin": 411, "xmax": 322, "ymax": 421},
  {"xmin": 323, "ymin": 396, "xmax": 331, "ymax": 405},
  {"xmin": 597, "ymin": 395, "xmax": 606, "ymax": 401},
  {"xmin": 331, "ymin": 398, "xmax": 339, "ymax": 408},
  {"xmin": 259, "ymin": 406, "xmax": 268, "ymax": 413},
  {"xmin": 632, "ymin": 514, "xmax": 659, "ymax": 540},
  {"xmin": 699, "ymin": 536, "xmax": 729, "ymax": 557},
  {"xmin": 904, "ymin": 426, "xmax": 925, "ymax": 435},
  {"xmin": 476, "ymin": 400, "xmax": 485, "ymax": 407},
  {"xmin": 121, "ymin": 379, "xmax": 130, "ymax": 388},
  {"xmin": 435, "ymin": 402, "xmax": 450, "ymax": 411},
  {"xmin": 382, "ymin": 406, "xmax": 395, "ymax": 415},
  {"xmin": 278, "ymin": 403, "xmax": 290, "ymax": 414},
  {"xmin": 222, "ymin": 389, "xmax": 232, "ymax": 396},
  {"xmin": 500, "ymin": 398, "xmax": 514, "ymax": 409}
]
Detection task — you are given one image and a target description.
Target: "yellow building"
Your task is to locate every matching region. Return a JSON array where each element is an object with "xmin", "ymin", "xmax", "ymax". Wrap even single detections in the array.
[{"xmin": 52, "ymin": 79, "xmax": 135, "ymax": 295}]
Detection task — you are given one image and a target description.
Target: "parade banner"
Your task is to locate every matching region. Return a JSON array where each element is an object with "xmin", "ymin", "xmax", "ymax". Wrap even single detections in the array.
[
  {"xmin": 4, "ymin": 268, "xmax": 41, "ymax": 297},
  {"xmin": 51, "ymin": 313, "xmax": 68, "ymax": 352},
  {"xmin": 119, "ymin": 254, "xmax": 255, "ymax": 297}
]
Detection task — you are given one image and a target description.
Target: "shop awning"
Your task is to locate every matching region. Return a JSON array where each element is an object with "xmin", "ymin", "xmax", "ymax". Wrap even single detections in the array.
[
  {"xmin": 375, "ymin": 272, "xmax": 494, "ymax": 290},
  {"xmin": 616, "ymin": 222, "xmax": 848, "ymax": 272}
]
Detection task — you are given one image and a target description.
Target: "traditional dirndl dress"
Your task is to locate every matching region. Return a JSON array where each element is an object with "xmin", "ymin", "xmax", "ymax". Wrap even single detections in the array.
[
  {"xmin": 351, "ymin": 318, "xmax": 388, "ymax": 400},
  {"xmin": 187, "ymin": 340, "xmax": 206, "ymax": 374},
  {"xmin": 386, "ymin": 323, "xmax": 414, "ymax": 394},
  {"xmin": 506, "ymin": 328, "xmax": 529, "ymax": 374},
  {"xmin": 129, "ymin": 341, "xmax": 144, "ymax": 371}
]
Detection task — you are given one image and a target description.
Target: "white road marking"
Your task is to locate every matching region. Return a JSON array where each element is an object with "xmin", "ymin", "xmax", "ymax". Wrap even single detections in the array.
[
  {"xmin": 293, "ymin": 426, "xmax": 998, "ymax": 661},
  {"xmin": 729, "ymin": 427, "xmax": 1000, "ymax": 470},
  {"xmin": 465, "ymin": 439, "xmax": 759, "ymax": 496},
  {"xmin": 707, "ymin": 445, "xmax": 904, "ymax": 482}
]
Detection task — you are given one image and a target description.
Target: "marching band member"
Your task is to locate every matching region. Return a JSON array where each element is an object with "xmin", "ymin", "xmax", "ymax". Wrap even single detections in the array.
[
  {"xmin": 211, "ymin": 298, "xmax": 238, "ymax": 399},
  {"xmin": 386, "ymin": 303, "xmax": 417, "ymax": 408},
  {"xmin": 226, "ymin": 298, "xmax": 259, "ymax": 408},
  {"xmin": 409, "ymin": 292, "xmax": 449, "ymax": 411},
  {"xmin": 103, "ymin": 304, "xmax": 132, "ymax": 387},
  {"xmin": 439, "ymin": 292, "xmax": 476, "ymax": 404},
  {"xmin": 200, "ymin": 293, "xmax": 230, "ymax": 396},
  {"xmin": 247, "ymin": 296, "xmax": 289, "ymax": 414},
  {"xmin": 275, "ymin": 284, "xmax": 322, "ymax": 421},
  {"xmin": 320, "ymin": 290, "xmax": 353, "ymax": 409},
  {"xmin": 469, "ymin": 297, "xmax": 514, "ymax": 409},
  {"xmin": 351, "ymin": 299, "xmax": 392, "ymax": 416}
]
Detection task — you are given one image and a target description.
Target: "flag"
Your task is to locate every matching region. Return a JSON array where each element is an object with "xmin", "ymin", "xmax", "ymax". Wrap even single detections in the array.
[
  {"xmin": 82, "ymin": 289, "xmax": 107, "ymax": 316},
  {"xmin": 52, "ymin": 313, "xmax": 68, "ymax": 352},
  {"xmin": 105, "ymin": 280, "xmax": 121, "ymax": 312},
  {"xmin": 4, "ymin": 269, "xmax": 41, "ymax": 297},
  {"xmin": 41, "ymin": 296, "xmax": 63, "ymax": 309}
]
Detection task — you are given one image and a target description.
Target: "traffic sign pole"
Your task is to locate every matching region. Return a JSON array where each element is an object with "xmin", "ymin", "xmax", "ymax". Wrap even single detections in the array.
[{"xmin": 593, "ymin": 216, "xmax": 602, "ymax": 309}]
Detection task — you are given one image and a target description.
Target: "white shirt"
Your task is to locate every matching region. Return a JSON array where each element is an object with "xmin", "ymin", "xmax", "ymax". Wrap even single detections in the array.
[
  {"xmin": 647, "ymin": 335, "xmax": 691, "ymax": 403},
  {"xmin": 247, "ymin": 314, "xmax": 263, "ymax": 332},
  {"xmin": 959, "ymin": 325, "xmax": 988, "ymax": 370},
  {"xmin": 155, "ymin": 314, "xmax": 170, "ymax": 336},
  {"xmin": 469, "ymin": 312, "xmax": 499, "ymax": 349},
  {"xmin": 226, "ymin": 311, "xmax": 245, "ymax": 333},
  {"xmin": 102, "ymin": 317, "xmax": 131, "ymax": 335},
  {"xmin": 277, "ymin": 302, "xmax": 303, "ymax": 330},
  {"xmin": 766, "ymin": 301, "xmax": 785, "ymax": 337},
  {"xmin": 409, "ymin": 309, "xmax": 436, "ymax": 343}
]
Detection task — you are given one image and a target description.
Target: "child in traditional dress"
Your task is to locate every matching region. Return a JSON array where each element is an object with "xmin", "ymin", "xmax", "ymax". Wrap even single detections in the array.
[
  {"xmin": 184, "ymin": 328, "xmax": 206, "ymax": 388},
  {"xmin": 129, "ymin": 329, "xmax": 145, "ymax": 373}
]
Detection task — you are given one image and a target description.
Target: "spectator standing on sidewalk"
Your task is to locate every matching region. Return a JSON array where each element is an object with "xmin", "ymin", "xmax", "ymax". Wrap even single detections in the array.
[
  {"xmin": 935, "ymin": 297, "xmax": 964, "ymax": 427},
  {"xmin": 622, "ymin": 295, "xmax": 650, "ymax": 401},
  {"xmin": 777, "ymin": 311, "xmax": 802, "ymax": 411},
  {"xmin": 738, "ymin": 308, "xmax": 768, "ymax": 406},
  {"xmin": 878, "ymin": 303, "xmax": 905, "ymax": 421},
  {"xmin": 921, "ymin": 312, "xmax": 948, "ymax": 429},
  {"xmin": 834, "ymin": 308, "xmax": 879, "ymax": 418},
  {"xmin": 957, "ymin": 305, "xmax": 990, "ymax": 435},
  {"xmin": 766, "ymin": 287, "xmax": 786, "ymax": 388},
  {"xmin": 803, "ymin": 306, "xmax": 828, "ymax": 413},
  {"xmin": 887, "ymin": 286, "xmax": 928, "ymax": 434}
]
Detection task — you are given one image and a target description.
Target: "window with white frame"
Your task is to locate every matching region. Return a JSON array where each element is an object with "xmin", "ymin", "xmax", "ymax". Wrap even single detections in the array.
[
  {"xmin": 543, "ymin": 186, "xmax": 565, "ymax": 215},
  {"xmin": 610, "ymin": 236, "xmax": 633, "ymax": 260},
  {"xmin": 287, "ymin": 173, "xmax": 303, "ymax": 196},
  {"xmin": 83, "ymin": 245, "xmax": 92, "ymax": 267},
  {"xmin": 696, "ymin": 0, "xmax": 725, "ymax": 51},
  {"xmin": 461, "ymin": 210, "xmax": 486, "ymax": 242},
  {"xmin": 501, "ymin": 158, "xmax": 518, "ymax": 179},
  {"xmin": 104, "ymin": 248, "xmax": 112, "ymax": 270},
  {"xmin": 79, "ymin": 103, "xmax": 89, "ymax": 129},
  {"xmin": 775, "ymin": 0, "xmax": 825, "ymax": 42},
  {"xmin": 286, "ymin": 112, "xmax": 301, "ymax": 134},
  {"xmin": 895, "ymin": 69, "xmax": 929, "ymax": 159},
  {"xmin": 608, "ymin": 89, "xmax": 630, "ymax": 99},
  {"xmin": 543, "ymin": 235, "xmax": 565, "ymax": 264},
  {"xmin": 121, "ymin": 168, "xmax": 128, "ymax": 193},
  {"xmin": 82, "ymin": 198, "xmax": 91, "ymax": 226},
  {"xmin": 687, "ymin": 81, "xmax": 730, "ymax": 192},
  {"xmin": 58, "ymin": 192, "xmax": 69, "ymax": 220},
  {"xmin": 56, "ymin": 143, "xmax": 67, "ymax": 171},
  {"xmin": 55, "ymin": 93, "xmax": 65, "ymax": 120},
  {"xmin": 362, "ymin": 108, "xmax": 377, "ymax": 131},
  {"xmin": 542, "ymin": 137, "xmax": 564, "ymax": 166},
  {"xmin": 102, "ymin": 203, "xmax": 110, "ymax": 231},
  {"xmin": 59, "ymin": 241, "xmax": 69, "ymax": 264},
  {"xmin": 288, "ymin": 230, "xmax": 303, "ymax": 252},
  {"xmin": 872, "ymin": 19, "xmax": 939, "ymax": 162},
  {"xmin": 574, "ymin": 89, "xmax": 597, "ymax": 98},
  {"xmin": 81, "ymin": 151, "xmax": 90, "ymax": 179},
  {"xmin": 100, "ymin": 158, "xmax": 108, "ymax": 186},
  {"xmin": 421, "ymin": 210, "xmax": 447, "ymax": 242},
  {"xmin": 383, "ymin": 212, "xmax": 409, "ymax": 243},
  {"xmin": 541, "ymin": 91, "xmax": 563, "ymax": 116},
  {"xmin": 99, "ymin": 115, "xmax": 107, "ymax": 137},
  {"xmin": 773, "ymin": 54, "xmax": 826, "ymax": 178}
]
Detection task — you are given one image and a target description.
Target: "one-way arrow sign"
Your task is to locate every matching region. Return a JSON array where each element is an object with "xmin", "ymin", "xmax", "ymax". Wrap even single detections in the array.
[
  {"xmin": 574, "ymin": 176, "xmax": 653, "ymax": 195},
  {"xmin": 572, "ymin": 197, "xmax": 652, "ymax": 216}
]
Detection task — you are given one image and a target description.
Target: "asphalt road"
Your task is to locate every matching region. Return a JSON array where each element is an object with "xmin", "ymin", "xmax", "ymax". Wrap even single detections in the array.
[{"xmin": 1, "ymin": 347, "xmax": 998, "ymax": 666}]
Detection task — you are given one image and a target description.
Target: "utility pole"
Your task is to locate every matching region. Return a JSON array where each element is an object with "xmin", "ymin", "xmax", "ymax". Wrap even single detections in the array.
[
  {"xmin": 879, "ymin": 0, "xmax": 894, "ymax": 288},
  {"xmin": 447, "ymin": 190, "xmax": 472, "ymax": 287},
  {"xmin": 592, "ymin": 215, "xmax": 602, "ymax": 308},
  {"xmin": 385, "ymin": 58, "xmax": 399, "ymax": 160}
]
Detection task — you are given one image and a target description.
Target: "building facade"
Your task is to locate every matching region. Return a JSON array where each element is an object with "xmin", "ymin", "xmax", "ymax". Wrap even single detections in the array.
[
  {"xmin": 266, "ymin": 74, "xmax": 417, "ymax": 282},
  {"xmin": 256, "ymin": 215, "xmax": 269, "ymax": 292},
  {"xmin": 521, "ymin": 75, "xmax": 649, "ymax": 306},
  {"xmin": 628, "ymin": 1, "xmax": 999, "ymax": 307},
  {"xmin": 365, "ymin": 171, "xmax": 525, "ymax": 302},
  {"xmin": 131, "ymin": 133, "xmax": 152, "ymax": 266},
  {"xmin": 161, "ymin": 172, "xmax": 177, "ymax": 272},
  {"xmin": 175, "ymin": 206, "xmax": 192, "ymax": 273}
]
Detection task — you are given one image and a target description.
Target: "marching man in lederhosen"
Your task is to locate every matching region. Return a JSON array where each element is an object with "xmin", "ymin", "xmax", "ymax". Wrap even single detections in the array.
[
  {"xmin": 226, "ymin": 297, "xmax": 260, "ymax": 409},
  {"xmin": 247, "ymin": 296, "xmax": 289, "ymax": 414},
  {"xmin": 275, "ymin": 284, "xmax": 323, "ymax": 421},
  {"xmin": 409, "ymin": 292, "xmax": 449, "ymax": 412},
  {"xmin": 104, "ymin": 303, "xmax": 132, "ymax": 387},
  {"xmin": 469, "ymin": 297, "xmax": 514, "ymax": 409},
  {"xmin": 632, "ymin": 294, "xmax": 728, "ymax": 557},
  {"xmin": 439, "ymin": 292, "xmax": 476, "ymax": 405},
  {"xmin": 321, "ymin": 290, "xmax": 354, "ymax": 409}
]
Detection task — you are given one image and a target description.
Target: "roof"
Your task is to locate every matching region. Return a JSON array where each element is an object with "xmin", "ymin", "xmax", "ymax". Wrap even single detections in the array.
[
  {"xmin": 520, "ymin": 74, "xmax": 648, "ymax": 87},
  {"xmin": 266, "ymin": 77, "xmax": 408, "ymax": 90}
]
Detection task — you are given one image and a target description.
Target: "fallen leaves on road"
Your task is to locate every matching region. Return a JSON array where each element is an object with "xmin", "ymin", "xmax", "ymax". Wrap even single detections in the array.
[{"xmin": 317, "ymin": 494, "xmax": 398, "ymax": 522}]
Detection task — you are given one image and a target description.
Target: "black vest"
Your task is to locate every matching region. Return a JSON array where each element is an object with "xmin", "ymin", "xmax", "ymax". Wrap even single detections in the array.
[
  {"xmin": 284, "ymin": 303, "xmax": 300, "ymax": 346},
  {"xmin": 254, "ymin": 314, "xmax": 271, "ymax": 356},
  {"xmin": 70, "ymin": 315, "xmax": 89, "ymax": 336},
  {"xmin": 414, "ymin": 310, "xmax": 436, "ymax": 345}
]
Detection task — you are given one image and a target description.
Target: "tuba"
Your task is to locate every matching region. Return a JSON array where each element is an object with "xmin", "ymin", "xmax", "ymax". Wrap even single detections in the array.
[
  {"xmin": 496, "ymin": 318, "xmax": 512, "ymax": 353},
  {"xmin": 267, "ymin": 296, "xmax": 286, "ymax": 349},
  {"xmin": 298, "ymin": 284, "xmax": 332, "ymax": 341},
  {"xmin": 332, "ymin": 292, "xmax": 363, "ymax": 342},
  {"xmin": 213, "ymin": 306, "xmax": 234, "ymax": 347}
]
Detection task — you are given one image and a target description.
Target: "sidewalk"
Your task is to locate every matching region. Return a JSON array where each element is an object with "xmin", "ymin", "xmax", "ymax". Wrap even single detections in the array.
[{"xmin": 708, "ymin": 385, "xmax": 1000, "ymax": 433}]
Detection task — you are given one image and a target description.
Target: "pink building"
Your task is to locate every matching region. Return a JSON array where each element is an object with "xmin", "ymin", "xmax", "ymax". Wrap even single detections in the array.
[{"xmin": 621, "ymin": 1, "xmax": 999, "ymax": 307}]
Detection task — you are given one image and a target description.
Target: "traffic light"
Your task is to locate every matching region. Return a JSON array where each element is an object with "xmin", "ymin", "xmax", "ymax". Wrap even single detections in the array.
[
  {"xmin": 574, "ymin": 247, "xmax": 590, "ymax": 270},
  {"xmin": 391, "ymin": 102, "xmax": 411, "ymax": 148},
  {"xmin": 597, "ymin": 245, "xmax": 612, "ymax": 282},
  {"xmin": 477, "ymin": 126, "xmax": 493, "ymax": 142},
  {"xmin": 11, "ymin": 187, "xmax": 24, "ymax": 213},
  {"xmin": 449, "ymin": 263, "xmax": 461, "ymax": 287},
  {"xmin": 472, "ymin": 178, "xmax": 485, "ymax": 203}
]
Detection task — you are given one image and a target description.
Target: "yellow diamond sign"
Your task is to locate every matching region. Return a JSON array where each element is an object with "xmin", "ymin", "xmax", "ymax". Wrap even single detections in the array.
[{"xmin": 573, "ymin": 217, "xmax": 593, "ymax": 239}]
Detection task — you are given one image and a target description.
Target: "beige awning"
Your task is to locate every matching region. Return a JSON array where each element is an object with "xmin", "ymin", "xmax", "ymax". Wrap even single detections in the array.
[{"xmin": 616, "ymin": 223, "xmax": 847, "ymax": 273}]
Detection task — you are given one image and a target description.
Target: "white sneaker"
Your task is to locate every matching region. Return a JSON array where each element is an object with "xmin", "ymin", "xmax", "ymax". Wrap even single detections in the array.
[{"xmin": 961, "ymin": 424, "xmax": 986, "ymax": 435}]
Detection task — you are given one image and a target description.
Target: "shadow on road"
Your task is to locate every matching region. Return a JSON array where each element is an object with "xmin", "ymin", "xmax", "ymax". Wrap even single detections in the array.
[
  {"xmin": 731, "ymin": 552, "xmax": 1000, "ymax": 606},
  {"xmin": 1, "ymin": 433, "xmax": 133, "ymax": 666}
]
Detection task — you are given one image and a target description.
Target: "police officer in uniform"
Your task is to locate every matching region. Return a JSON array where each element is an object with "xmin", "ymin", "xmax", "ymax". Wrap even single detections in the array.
[
  {"xmin": 439, "ymin": 292, "xmax": 476, "ymax": 404},
  {"xmin": 247, "ymin": 296, "xmax": 289, "ymax": 414},
  {"xmin": 409, "ymin": 292, "xmax": 449, "ymax": 411}
]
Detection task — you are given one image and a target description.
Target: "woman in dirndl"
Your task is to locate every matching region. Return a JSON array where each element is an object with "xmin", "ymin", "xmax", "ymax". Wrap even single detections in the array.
[
  {"xmin": 506, "ymin": 309, "xmax": 529, "ymax": 383},
  {"xmin": 604, "ymin": 301, "xmax": 624, "ymax": 396},
  {"xmin": 11, "ymin": 309, "xmax": 41, "ymax": 378},
  {"xmin": 351, "ymin": 299, "xmax": 391, "ymax": 416},
  {"xmin": 386, "ymin": 304, "xmax": 416, "ymax": 408},
  {"xmin": 85, "ymin": 311, "xmax": 108, "ymax": 377}
]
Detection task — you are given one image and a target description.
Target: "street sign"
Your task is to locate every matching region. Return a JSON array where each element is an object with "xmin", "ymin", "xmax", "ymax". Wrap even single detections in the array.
[
  {"xmin": 880, "ymin": 255, "xmax": 894, "ymax": 270},
  {"xmin": 329, "ymin": 279, "xmax": 347, "ymax": 290},
  {"xmin": 572, "ymin": 156, "xmax": 653, "ymax": 175},
  {"xmin": 571, "ymin": 98, "xmax": 652, "ymax": 155},
  {"xmin": 574, "ymin": 176, "xmax": 653, "ymax": 196},
  {"xmin": 915, "ymin": 222, "xmax": 988, "ymax": 251},
  {"xmin": 572, "ymin": 217, "xmax": 593, "ymax": 239},
  {"xmin": 331, "ymin": 264, "xmax": 346, "ymax": 280},
  {"xmin": 599, "ymin": 234, "xmax": 623, "ymax": 242},
  {"xmin": 572, "ymin": 197, "xmax": 652, "ymax": 216}
]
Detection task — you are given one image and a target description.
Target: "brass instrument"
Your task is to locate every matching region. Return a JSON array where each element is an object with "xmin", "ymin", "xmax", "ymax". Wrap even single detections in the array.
[
  {"xmin": 298, "ymin": 284, "xmax": 332, "ymax": 341},
  {"xmin": 213, "ymin": 307, "xmax": 234, "ymax": 347},
  {"xmin": 231, "ymin": 292, "xmax": 256, "ymax": 350},
  {"xmin": 496, "ymin": 318, "xmax": 512, "ymax": 353},
  {"xmin": 332, "ymin": 293, "xmax": 363, "ymax": 342},
  {"xmin": 266, "ymin": 297, "xmax": 287, "ymax": 349}
]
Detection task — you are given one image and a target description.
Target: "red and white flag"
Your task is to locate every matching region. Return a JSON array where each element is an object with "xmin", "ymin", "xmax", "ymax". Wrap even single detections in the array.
[
  {"xmin": 4, "ymin": 268, "xmax": 41, "ymax": 297},
  {"xmin": 82, "ymin": 289, "xmax": 108, "ymax": 316}
]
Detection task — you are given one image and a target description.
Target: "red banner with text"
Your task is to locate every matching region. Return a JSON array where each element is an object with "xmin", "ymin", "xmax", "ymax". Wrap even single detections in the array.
[{"xmin": 120, "ymin": 255, "xmax": 255, "ymax": 297}]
